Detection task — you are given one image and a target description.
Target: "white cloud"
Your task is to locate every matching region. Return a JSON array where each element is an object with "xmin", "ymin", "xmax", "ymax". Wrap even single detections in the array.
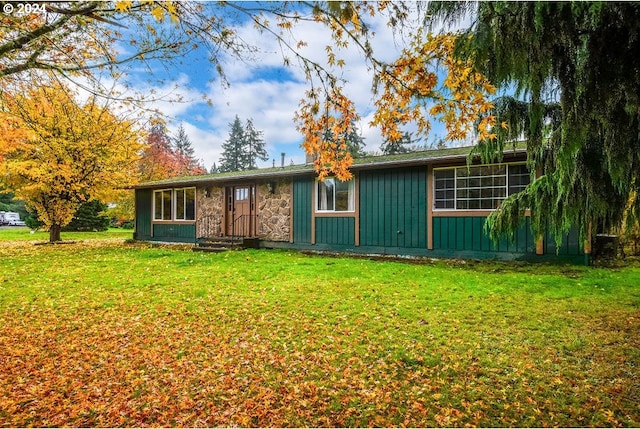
[{"xmin": 129, "ymin": 3, "xmax": 461, "ymax": 170}]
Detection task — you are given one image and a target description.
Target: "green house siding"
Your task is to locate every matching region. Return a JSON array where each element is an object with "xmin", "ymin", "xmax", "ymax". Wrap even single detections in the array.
[
  {"xmin": 135, "ymin": 189, "xmax": 152, "ymax": 240},
  {"xmin": 152, "ymin": 224, "xmax": 196, "ymax": 243},
  {"xmin": 293, "ymin": 178, "xmax": 313, "ymax": 244},
  {"xmin": 544, "ymin": 228, "xmax": 584, "ymax": 256},
  {"xmin": 315, "ymin": 217, "xmax": 355, "ymax": 246},
  {"xmin": 433, "ymin": 216, "xmax": 535, "ymax": 253},
  {"xmin": 359, "ymin": 167, "xmax": 427, "ymax": 249}
]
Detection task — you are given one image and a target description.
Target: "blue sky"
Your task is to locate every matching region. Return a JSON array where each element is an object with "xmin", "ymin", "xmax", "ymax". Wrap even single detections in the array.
[{"xmin": 120, "ymin": 3, "xmax": 458, "ymax": 171}]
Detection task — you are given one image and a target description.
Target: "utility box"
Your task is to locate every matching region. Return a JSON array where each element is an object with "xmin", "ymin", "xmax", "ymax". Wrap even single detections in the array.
[{"xmin": 594, "ymin": 234, "xmax": 619, "ymax": 259}]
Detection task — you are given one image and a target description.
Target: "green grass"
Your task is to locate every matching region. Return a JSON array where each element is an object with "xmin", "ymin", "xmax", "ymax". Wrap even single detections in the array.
[
  {"xmin": 0, "ymin": 227, "xmax": 133, "ymax": 242},
  {"xmin": 0, "ymin": 239, "xmax": 639, "ymax": 427}
]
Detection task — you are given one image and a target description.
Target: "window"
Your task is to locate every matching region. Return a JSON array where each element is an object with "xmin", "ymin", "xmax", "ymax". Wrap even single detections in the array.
[
  {"xmin": 235, "ymin": 187, "xmax": 249, "ymax": 201},
  {"xmin": 153, "ymin": 187, "xmax": 196, "ymax": 221},
  {"xmin": 434, "ymin": 163, "xmax": 530, "ymax": 210},
  {"xmin": 316, "ymin": 178, "xmax": 354, "ymax": 212},
  {"xmin": 154, "ymin": 189, "xmax": 172, "ymax": 220},
  {"xmin": 175, "ymin": 188, "xmax": 195, "ymax": 221}
]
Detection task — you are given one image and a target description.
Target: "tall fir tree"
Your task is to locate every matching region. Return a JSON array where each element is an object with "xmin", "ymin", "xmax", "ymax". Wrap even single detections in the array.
[
  {"xmin": 219, "ymin": 115, "xmax": 245, "ymax": 172},
  {"xmin": 381, "ymin": 132, "xmax": 413, "ymax": 155},
  {"xmin": 172, "ymin": 123, "xmax": 205, "ymax": 175},
  {"xmin": 323, "ymin": 126, "xmax": 366, "ymax": 158},
  {"xmin": 219, "ymin": 116, "xmax": 269, "ymax": 172},
  {"xmin": 243, "ymin": 118, "xmax": 269, "ymax": 169}
]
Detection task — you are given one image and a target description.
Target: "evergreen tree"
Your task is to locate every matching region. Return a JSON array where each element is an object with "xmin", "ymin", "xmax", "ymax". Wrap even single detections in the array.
[
  {"xmin": 324, "ymin": 125, "xmax": 367, "ymax": 158},
  {"xmin": 172, "ymin": 124, "xmax": 206, "ymax": 175},
  {"xmin": 219, "ymin": 116, "xmax": 245, "ymax": 172},
  {"xmin": 62, "ymin": 200, "xmax": 110, "ymax": 232},
  {"xmin": 219, "ymin": 116, "xmax": 269, "ymax": 172},
  {"xmin": 173, "ymin": 124, "xmax": 196, "ymax": 162},
  {"xmin": 243, "ymin": 118, "xmax": 269, "ymax": 169},
  {"xmin": 210, "ymin": 162, "xmax": 219, "ymax": 174},
  {"xmin": 427, "ymin": 1, "xmax": 640, "ymax": 245},
  {"xmin": 381, "ymin": 132, "xmax": 413, "ymax": 155}
]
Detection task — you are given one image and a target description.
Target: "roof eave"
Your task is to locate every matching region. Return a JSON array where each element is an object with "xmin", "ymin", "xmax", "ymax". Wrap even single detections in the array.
[{"xmin": 131, "ymin": 146, "xmax": 528, "ymax": 189}]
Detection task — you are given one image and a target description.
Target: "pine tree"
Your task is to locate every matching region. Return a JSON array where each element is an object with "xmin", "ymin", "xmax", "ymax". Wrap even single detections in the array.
[
  {"xmin": 381, "ymin": 132, "xmax": 413, "ymax": 155},
  {"xmin": 243, "ymin": 118, "xmax": 269, "ymax": 169},
  {"xmin": 324, "ymin": 125, "xmax": 366, "ymax": 158},
  {"xmin": 210, "ymin": 162, "xmax": 219, "ymax": 174},
  {"xmin": 219, "ymin": 116, "xmax": 245, "ymax": 172},
  {"xmin": 173, "ymin": 124, "xmax": 196, "ymax": 162},
  {"xmin": 172, "ymin": 123, "xmax": 205, "ymax": 175},
  {"xmin": 219, "ymin": 116, "xmax": 269, "ymax": 172}
]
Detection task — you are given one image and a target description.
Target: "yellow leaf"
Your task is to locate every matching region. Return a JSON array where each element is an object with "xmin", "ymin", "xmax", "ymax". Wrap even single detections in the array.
[
  {"xmin": 114, "ymin": 1, "xmax": 132, "ymax": 12},
  {"xmin": 151, "ymin": 6, "xmax": 165, "ymax": 22}
]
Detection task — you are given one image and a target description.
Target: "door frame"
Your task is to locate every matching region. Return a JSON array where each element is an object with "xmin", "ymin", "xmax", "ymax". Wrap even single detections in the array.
[{"xmin": 225, "ymin": 184, "xmax": 256, "ymax": 237}]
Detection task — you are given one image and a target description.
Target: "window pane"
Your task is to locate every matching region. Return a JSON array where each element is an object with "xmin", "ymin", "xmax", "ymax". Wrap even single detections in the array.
[
  {"xmin": 508, "ymin": 164, "xmax": 530, "ymax": 194},
  {"xmin": 317, "ymin": 179, "xmax": 335, "ymax": 211},
  {"xmin": 434, "ymin": 169, "xmax": 455, "ymax": 209},
  {"xmin": 185, "ymin": 188, "xmax": 195, "ymax": 220},
  {"xmin": 162, "ymin": 190, "xmax": 172, "ymax": 220},
  {"xmin": 235, "ymin": 188, "xmax": 249, "ymax": 201},
  {"xmin": 175, "ymin": 189, "xmax": 185, "ymax": 220},
  {"xmin": 454, "ymin": 165, "xmax": 508, "ymax": 211},
  {"xmin": 334, "ymin": 180, "xmax": 351, "ymax": 211},
  {"xmin": 154, "ymin": 191, "xmax": 163, "ymax": 220}
]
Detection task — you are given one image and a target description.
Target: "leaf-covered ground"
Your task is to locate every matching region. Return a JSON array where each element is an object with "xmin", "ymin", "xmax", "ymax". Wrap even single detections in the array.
[{"xmin": 0, "ymin": 239, "xmax": 639, "ymax": 427}]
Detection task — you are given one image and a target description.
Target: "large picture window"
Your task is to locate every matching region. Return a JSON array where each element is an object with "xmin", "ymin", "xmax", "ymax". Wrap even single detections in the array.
[
  {"xmin": 153, "ymin": 187, "xmax": 196, "ymax": 221},
  {"xmin": 434, "ymin": 163, "xmax": 530, "ymax": 210},
  {"xmin": 316, "ymin": 178, "xmax": 354, "ymax": 212}
]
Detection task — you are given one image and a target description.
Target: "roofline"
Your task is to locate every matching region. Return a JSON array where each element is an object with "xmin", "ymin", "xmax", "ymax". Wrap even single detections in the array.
[{"xmin": 131, "ymin": 146, "xmax": 527, "ymax": 189}]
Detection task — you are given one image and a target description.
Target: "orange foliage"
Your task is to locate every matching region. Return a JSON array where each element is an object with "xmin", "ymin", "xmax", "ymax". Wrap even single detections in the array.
[{"xmin": 295, "ymin": 23, "xmax": 496, "ymax": 180}]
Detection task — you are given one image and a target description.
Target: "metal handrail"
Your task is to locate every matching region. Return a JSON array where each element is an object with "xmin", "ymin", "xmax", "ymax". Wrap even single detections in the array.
[{"xmin": 231, "ymin": 214, "xmax": 257, "ymax": 241}]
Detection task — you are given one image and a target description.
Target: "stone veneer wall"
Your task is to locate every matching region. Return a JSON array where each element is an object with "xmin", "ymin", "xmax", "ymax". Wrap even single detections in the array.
[
  {"xmin": 196, "ymin": 186, "xmax": 225, "ymax": 238},
  {"xmin": 257, "ymin": 179, "xmax": 291, "ymax": 241}
]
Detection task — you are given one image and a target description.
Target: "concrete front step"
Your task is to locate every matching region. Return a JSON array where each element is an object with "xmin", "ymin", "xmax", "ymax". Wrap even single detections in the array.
[{"xmin": 192, "ymin": 237, "xmax": 256, "ymax": 252}]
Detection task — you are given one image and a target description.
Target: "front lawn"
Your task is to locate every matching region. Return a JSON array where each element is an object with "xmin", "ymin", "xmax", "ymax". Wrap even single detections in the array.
[
  {"xmin": 0, "ymin": 227, "xmax": 133, "ymax": 242},
  {"xmin": 0, "ymin": 240, "xmax": 638, "ymax": 427}
]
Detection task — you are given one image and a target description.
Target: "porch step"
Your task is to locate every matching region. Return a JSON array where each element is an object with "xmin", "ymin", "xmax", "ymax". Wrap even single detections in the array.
[
  {"xmin": 193, "ymin": 237, "xmax": 242, "ymax": 252},
  {"xmin": 192, "ymin": 237, "xmax": 259, "ymax": 252}
]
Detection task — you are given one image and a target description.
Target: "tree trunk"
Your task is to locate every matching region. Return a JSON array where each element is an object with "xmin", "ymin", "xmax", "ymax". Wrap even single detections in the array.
[{"xmin": 49, "ymin": 223, "xmax": 62, "ymax": 243}]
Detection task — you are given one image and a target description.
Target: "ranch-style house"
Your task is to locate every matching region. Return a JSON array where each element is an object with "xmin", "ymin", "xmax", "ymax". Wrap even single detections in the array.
[{"xmin": 132, "ymin": 145, "xmax": 587, "ymax": 264}]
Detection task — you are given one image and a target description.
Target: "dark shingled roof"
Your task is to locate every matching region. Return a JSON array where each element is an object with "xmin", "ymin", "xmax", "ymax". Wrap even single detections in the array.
[{"xmin": 132, "ymin": 143, "xmax": 526, "ymax": 189}]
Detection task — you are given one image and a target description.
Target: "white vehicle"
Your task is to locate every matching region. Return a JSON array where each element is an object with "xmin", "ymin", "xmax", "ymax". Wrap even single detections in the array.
[{"xmin": 0, "ymin": 211, "xmax": 26, "ymax": 226}]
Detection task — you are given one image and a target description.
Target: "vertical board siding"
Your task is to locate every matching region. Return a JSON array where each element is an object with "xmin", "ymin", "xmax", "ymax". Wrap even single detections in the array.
[
  {"xmin": 315, "ymin": 217, "xmax": 355, "ymax": 246},
  {"xmin": 544, "ymin": 228, "xmax": 584, "ymax": 255},
  {"xmin": 135, "ymin": 189, "xmax": 152, "ymax": 240},
  {"xmin": 293, "ymin": 178, "xmax": 312, "ymax": 244},
  {"xmin": 152, "ymin": 224, "xmax": 196, "ymax": 243},
  {"xmin": 433, "ymin": 216, "xmax": 535, "ymax": 253},
  {"xmin": 359, "ymin": 167, "xmax": 427, "ymax": 249}
]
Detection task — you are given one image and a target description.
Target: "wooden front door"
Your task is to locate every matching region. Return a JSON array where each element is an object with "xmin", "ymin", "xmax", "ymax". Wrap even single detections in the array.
[{"xmin": 226, "ymin": 185, "xmax": 256, "ymax": 237}]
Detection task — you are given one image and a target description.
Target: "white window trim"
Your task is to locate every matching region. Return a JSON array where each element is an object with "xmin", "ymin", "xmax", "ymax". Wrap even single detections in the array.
[
  {"xmin": 315, "ymin": 178, "xmax": 355, "ymax": 213},
  {"xmin": 153, "ymin": 187, "xmax": 196, "ymax": 222},
  {"xmin": 433, "ymin": 162, "xmax": 529, "ymax": 211},
  {"xmin": 153, "ymin": 188, "xmax": 173, "ymax": 221}
]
